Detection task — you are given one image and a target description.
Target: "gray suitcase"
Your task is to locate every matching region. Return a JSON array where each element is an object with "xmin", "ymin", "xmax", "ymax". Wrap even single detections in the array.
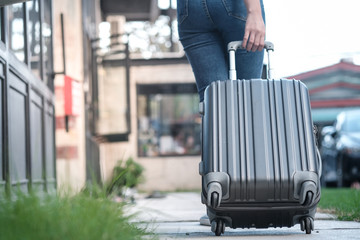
[{"xmin": 199, "ymin": 41, "xmax": 322, "ymax": 236}]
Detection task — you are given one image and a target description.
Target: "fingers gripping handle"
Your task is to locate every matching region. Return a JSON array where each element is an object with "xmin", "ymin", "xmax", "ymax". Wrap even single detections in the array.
[
  {"xmin": 228, "ymin": 41, "xmax": 274, "ymax": 52},
  {"xmin": 228, "ymin": 41, "xmax": 274, "ymax": 80}
]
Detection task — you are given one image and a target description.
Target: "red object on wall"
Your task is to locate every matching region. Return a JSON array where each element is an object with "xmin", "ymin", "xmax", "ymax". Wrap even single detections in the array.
[{"xmin": 64, "ymin": 75, "xmax": 81, "ymax": 116}]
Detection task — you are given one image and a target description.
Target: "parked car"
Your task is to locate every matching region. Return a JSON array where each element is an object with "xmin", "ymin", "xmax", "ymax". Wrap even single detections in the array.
[{"xmin": 320, "ymin": 109, "xmax": 360, "ymax": 187}]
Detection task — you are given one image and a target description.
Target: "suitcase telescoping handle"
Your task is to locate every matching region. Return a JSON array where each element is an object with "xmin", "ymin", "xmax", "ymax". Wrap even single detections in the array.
[{"xmin": 228, "ymin": 41, "xmax": 274, "ymax": 80}]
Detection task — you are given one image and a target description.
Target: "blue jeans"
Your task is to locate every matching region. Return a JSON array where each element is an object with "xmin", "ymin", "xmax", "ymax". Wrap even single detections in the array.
[{"xmin": 177, "ymin": 0, "xmax": 266, "ymax": 101}]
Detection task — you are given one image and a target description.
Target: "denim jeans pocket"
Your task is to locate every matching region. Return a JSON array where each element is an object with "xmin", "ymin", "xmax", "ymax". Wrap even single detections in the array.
[
  {"xmin": 177, "ymin": 0, "xmax": 188, "ymax": 24},
  {"xmin": 221, "ymin": 0, "xmax": 247, "ymax": 21}
]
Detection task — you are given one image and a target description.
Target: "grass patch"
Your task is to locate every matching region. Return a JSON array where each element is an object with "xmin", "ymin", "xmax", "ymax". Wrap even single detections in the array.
[
  {"xmin": 318, "ymin": 188, "xmax": 360, "ymax": 222},
  {"xmin": 0, "ymin": 188, "xmax": 154, "ymax": 240}
]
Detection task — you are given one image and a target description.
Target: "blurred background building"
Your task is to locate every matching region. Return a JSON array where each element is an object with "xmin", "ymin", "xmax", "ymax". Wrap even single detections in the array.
[
  {"xmin": 290, "ymin": 59, "xmax": 360, "ymax": 125},
  {"xmin": 288, "ymin": 58, "xmax": 360, "ymax": 143},
  {"xmin": 1, "ymin": 0, "xmax": 359, "ymax": 194},
  {"xmin": 53, "ymin": 0, "xmax": 202, "ymax": 192}
]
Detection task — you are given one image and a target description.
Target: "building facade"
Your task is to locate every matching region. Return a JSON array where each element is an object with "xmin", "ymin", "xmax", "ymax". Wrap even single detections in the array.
[
  {"xmin": 0, "ymin": 0, "xmax": 56, "ymax": 195},
  {"xmin": 98, "ymin": 59, "xmax": 202, "ymax": 191}
]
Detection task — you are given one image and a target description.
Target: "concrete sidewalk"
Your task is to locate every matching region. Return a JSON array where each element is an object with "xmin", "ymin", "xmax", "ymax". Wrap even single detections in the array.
[{"xmin": 128, "ymin": 192, "xmax": 360, "ymax": 240}]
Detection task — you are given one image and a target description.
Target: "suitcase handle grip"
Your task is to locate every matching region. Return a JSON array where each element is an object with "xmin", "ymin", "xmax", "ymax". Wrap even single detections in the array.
[
  {"xmin": 227, "ymin": 41, "xmax": 274, "ymax": 52},
  {"xmin": 228, "ymin": 41, "xmax": 274, "ymax": 80}
]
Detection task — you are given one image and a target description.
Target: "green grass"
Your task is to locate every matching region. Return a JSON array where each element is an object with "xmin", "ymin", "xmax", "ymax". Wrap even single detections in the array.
[
  {"xmin": 0, "ymin": 188, "xmax": 154, "ymax": 240},
  {"xmin": 318, "ymin": 188, "xmax": 360, "ymax": 221}
]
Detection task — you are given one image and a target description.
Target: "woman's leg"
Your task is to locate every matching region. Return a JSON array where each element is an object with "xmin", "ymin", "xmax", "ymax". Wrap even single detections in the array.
[
  {"xmin": 207, "ymin": 0, "xmax": 266, "ymax": 80},
  {"xmin": 177, "ymin": 0, "xmax": 229, "ymax": 102}
]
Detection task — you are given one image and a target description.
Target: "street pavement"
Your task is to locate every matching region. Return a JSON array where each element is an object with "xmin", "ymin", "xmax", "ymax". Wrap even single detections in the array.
[{"xmin": 128, "ymin": 192, "xmax": 360, "ymax": 240}]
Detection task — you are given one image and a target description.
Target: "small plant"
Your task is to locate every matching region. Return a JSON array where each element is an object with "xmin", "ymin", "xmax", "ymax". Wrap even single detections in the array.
[
  {"xmin": 106, "ymin": 157, "xmax": 145, "ymax": 197},
  {"xmin": 0, "ymin": 188, "xmax": 151, "ymax": 240}
]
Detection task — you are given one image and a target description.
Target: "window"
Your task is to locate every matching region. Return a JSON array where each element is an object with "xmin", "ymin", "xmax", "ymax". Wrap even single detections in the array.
[
  {"xmin": 4, "ymin": 0, "xmax": 54, "ymax": 88},
  {"xmin": 137, "ymin": 84, "xmax": 201, "ymax": 157},
  {"xmin": 42, "ymin": 0, "xmax": 53, "ymax": 88},
  {"xmin": 27, "ymin": 0, "xmax": 41, "ymax": 79},
  {"xmin": 9, "ymin": 3, "xmax": 25, "ymax": 62}
]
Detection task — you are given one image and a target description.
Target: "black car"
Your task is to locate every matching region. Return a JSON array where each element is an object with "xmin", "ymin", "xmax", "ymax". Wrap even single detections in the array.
[{"xmin": 320, "ymin": 109, "xmax": 360, "ymax": 187}]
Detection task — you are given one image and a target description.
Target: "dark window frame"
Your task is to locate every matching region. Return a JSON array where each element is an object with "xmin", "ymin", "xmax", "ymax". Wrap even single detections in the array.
[
  {"xmin": 2, "ymin": 0, "xmax": 53, "ymax": 88},
  {"xmin": 90, "ymin": 35, "xmax": 131, "ymax": 143}
]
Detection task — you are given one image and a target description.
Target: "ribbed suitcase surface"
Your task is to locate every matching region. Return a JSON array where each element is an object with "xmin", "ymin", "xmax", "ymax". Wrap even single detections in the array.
[
  {"xmin": 200, "ymin": 78, "xmax": 321, "ymax": 232},
  {"xmin": 201, "ymin": 78, "xmax": 319, "ymax": 202}
]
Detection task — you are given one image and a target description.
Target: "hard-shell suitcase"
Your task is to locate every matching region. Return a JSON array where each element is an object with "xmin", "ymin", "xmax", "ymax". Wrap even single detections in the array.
[{"xmin": 199, "ymin": 41, "xmax": 322, "ymax": 236}]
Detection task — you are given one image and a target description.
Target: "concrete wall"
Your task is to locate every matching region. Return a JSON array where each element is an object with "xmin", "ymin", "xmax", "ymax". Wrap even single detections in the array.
[{"xmin": 53, "ymin": 0, "xmax": 86, "ymax": 192}]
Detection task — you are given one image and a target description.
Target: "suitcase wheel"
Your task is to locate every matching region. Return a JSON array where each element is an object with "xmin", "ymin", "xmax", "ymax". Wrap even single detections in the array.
[
  {"xmin": 300, "ymin": 217, "xmax": 314, "ymax": 234},
  {"xmin": 303, "ymin": 191, "xmax": 314, "ymax": 206},
  {"xmin": 210, "ymin": 192, "xmax": 220, "ymax": 209},
  {"xmin": 211, "ymin": 219, "xmax": 225, "ymax": 236}
]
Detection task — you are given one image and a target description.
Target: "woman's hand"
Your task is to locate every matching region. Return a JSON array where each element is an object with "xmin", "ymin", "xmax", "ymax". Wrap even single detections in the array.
[{"xmin": 242, "ymin": 1, "xmax": 266, "ymax": 52}]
